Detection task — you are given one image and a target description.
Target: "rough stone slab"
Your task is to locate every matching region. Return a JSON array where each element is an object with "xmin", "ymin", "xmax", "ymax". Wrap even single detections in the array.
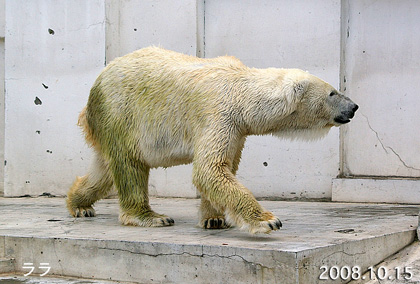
[{"xmin": 0, "ymin": 197, "xmax": 417, "ymax": 283}]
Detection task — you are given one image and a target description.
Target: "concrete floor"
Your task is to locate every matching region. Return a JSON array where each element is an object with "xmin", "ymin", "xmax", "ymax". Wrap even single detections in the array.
[{"xmin": 0, "ymin": 197, "xmax": 418, "ymax": 284}]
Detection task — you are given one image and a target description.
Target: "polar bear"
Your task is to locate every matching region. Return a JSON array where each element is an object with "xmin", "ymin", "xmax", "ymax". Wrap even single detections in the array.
[{"xmin": 67, "ymin": 47, "xmax": 358, "ymax": 234}]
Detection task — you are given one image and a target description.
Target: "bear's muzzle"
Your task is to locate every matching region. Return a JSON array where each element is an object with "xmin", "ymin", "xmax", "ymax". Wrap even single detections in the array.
[{"xmin": 334, "ymin": 103, "xmax": 359, "ymax": 124}]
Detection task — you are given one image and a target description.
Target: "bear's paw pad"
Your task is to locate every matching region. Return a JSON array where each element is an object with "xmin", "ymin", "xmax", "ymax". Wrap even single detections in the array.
[
  {"xmin": 202, "ymin": 217, "xmax": 230, "ymax": 229},
  {"xmin": 72, "ymin": 207, "xmax": 96, "ymax": 218}
]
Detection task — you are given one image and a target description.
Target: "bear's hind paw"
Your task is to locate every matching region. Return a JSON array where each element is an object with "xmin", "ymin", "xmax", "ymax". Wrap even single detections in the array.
[
  {"xmin": 201, "ymin": 217, "xmax": 230, "ymax": 229},
  {"xmin": 119, "ymin": 212, "xmax": 174, "ymax": 227},
  {"xmin": 70, "ymin": 206, "xmax": 96, "ymax": 218}
]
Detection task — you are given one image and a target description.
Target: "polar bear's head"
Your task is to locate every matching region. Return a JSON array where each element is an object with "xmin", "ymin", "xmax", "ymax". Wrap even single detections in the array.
[{"xmin": 269, "ymin": 69, "xmax": 358, "ymax": 140}]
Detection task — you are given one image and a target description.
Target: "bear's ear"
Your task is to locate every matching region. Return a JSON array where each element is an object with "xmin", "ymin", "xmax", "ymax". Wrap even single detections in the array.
[{"xmin": 293, "ymin": 79, "xmax": 310, "ymax": 99}]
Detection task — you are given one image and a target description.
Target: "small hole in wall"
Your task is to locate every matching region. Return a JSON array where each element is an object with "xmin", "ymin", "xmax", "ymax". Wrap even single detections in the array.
[
  {"xmin": 263, "ymin": 162, "xmax": 268, "ymax": 167},
  {"xmin": 48, "ymin": 28, "xmax": 55, "ymax": 35},
  {"xmin": 34, "ymin": 97, "xmax": 42, "ymax": 105},
  {"xmin": 134, "ymin": 28, "xmax": 137, "ymax": 31},
  {"xmin": 42, "ymin": 83, "xmax": 49, "ymax": 89}
]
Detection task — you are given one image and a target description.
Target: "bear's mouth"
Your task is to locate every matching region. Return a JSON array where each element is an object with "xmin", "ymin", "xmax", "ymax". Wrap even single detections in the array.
[
  {"xmin": 334, "ymin": 110, "xmax": 356, "ymax": 124},
  {"xmin": 334, "ymin": 117, "xmax": 351, "ymax": 124}
]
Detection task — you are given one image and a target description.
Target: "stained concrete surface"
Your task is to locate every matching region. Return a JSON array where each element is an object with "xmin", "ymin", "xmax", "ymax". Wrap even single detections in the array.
[
  {"xmin": 0, "ymin": 197, "xmax": 418, "ymax": 283},
  {"xmin": 0, "ymin": 274, "xmax": 132, "ymax": 283}
]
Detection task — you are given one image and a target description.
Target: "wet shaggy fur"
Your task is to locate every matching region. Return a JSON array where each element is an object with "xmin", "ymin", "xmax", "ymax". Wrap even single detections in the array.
[{"xmin": 67, "ymin": 47, "xmax": 357, "ymax": 234}]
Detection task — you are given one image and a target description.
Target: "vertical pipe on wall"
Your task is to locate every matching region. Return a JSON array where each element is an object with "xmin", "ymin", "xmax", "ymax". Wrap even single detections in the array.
[
  {"xmin": 105, "ymin": 0, "xmax": 121, "ymax": 65},
  {"xmin": 196, "ymin": 0, "xmax": 205, "ymax": 58},
  {"xmin": 339, "ymin": 0, "xmax": 350, "ymax": 178},
  {"xmin": 0, "ymin": 0, "xmax": 5, "ymax": 196},
  {"xmin": 0, "ymin": 38, "xmax": 4, "ymax": 196}
]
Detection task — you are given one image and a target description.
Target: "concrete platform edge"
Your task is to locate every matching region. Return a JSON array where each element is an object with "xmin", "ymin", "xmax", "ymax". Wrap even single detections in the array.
[
  {"xmin": 1, "ymin": 229, "xmax": 417, "ymax": 284},
  {"xmin": 297, "ymin": 230, "xmax": 417, "ymax": 283}
]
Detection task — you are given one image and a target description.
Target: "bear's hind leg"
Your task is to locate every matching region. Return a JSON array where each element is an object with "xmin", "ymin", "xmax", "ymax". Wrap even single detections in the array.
[
  {"xmin": 199, "ymin": 195, "xmax": 230, "ymax": 229},
  {"xmin": 67, "ymin": 152, "xmax": 113, "ymax": 217},
  {"xmin": 111, "ymin": 156, "xmax": 174, "ymax": 227}
]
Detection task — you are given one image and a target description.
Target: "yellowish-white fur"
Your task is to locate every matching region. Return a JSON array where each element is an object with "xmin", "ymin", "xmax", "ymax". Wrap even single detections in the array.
[{"xmin": 67, "ymin": 47, "xmax": 355, "ymax": 234}]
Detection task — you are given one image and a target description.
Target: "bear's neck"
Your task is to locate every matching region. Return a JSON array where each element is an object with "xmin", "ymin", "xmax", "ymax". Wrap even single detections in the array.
[{"xmin": 235, "ymin": 68, "xmax": 295, "ymax": 136}]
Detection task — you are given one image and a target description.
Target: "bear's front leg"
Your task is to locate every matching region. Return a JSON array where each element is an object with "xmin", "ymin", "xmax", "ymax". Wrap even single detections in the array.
[
  {"xmin": 110, "ymin": 155, "xmax": 174, "ymax": 227},
  {"xmin": 193, "ymin": 161, "xmax": 282, "ymax": 234}
]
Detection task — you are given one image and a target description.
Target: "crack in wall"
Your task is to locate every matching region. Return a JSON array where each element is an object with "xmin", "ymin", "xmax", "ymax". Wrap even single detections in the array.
[
  {"xmin": 68, "ymin": 20, "xmax": 106, "ymax": 32},
  {"xmin": 98, "ymin": 245, "xmax": 274, "ymax": 270},
  {"xmin": 362, "ymin": 114, "xmax": 420, "ymax": 171},
  {"xmin": 321, "ymin": 249, "xmax": 367, "ymax": 263},
  {"xmin": 52, "ymin": 240, "xmax": 64, "ymax": 275}
]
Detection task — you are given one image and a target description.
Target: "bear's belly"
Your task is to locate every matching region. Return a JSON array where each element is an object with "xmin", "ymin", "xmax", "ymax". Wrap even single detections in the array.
[{"xmin": 139, "ymin": 138, "xmax": 194, "ymax": 168}]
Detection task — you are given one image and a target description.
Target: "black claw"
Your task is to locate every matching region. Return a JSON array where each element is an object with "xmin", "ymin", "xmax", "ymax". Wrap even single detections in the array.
[
  {"xmin": 268, "ymin": 223, "xmax": 274, "ymax": 230},
  {"xmin": 204, "ymin": 220, "xmax": 208, "ymax": 229},
  {"xmin": 209, "ymin": 219, "xmax": 214, "ymax": 228},
  {"xmin": 276, "ymin": 220, "xmax": 282, "ymax": 228},
  {"xmin": 218, "ymin": 218, "xmax": 223, "ymax": 228},
  {"xmin": 168, "ymin": 218, "xmax": 174, "ymax": 224}
]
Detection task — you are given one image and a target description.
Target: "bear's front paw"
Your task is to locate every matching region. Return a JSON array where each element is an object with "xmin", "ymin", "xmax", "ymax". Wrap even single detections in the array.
[
  {"xmin": 201, "ymin": 217, "xmax": 230, "ymax": 229},
  {"xmin": 249, "ymin": 212, "xmax": 282, "ymax": 234},
  {"xmin": 69, "ymin": 206, "xmax": 96, "ymax": 218}
]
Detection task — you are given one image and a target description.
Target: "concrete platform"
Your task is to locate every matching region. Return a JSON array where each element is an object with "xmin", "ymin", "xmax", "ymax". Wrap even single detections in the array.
[{"xmin": 0, "ymin": 197, "xmax": 418, "ymax": 284}]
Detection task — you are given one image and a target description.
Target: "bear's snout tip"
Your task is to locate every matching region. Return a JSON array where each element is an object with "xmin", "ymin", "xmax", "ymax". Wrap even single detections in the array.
[
  {"xmin": 348, "ymin": 103, "xmax": 359, "ymax": 119},
  {"xmin": 352, "ymin": 104, "xmax": 359, "ymax": 113}
]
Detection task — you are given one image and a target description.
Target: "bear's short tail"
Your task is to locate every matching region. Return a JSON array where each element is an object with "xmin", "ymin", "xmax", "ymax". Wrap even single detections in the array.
[{"xmin": 78, "ymin": 106, "xmax": 97, "ymax": 149}]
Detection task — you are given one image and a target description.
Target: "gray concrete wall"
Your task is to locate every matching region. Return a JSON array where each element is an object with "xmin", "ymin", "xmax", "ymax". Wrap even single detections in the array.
[
  {"xmin": 105, "ymin": 0, "xmax": 198, "ymax": 63},
  {"xmin": 341, "ymin": 0, "xmax": 420, "ymax": 178},
  {"xmin": 1, "ymin": 0, "xmax": 419, "ymax": 202},
  {"xmin": 332, "ymin": 0, "xmax": 420, "ymax": 203},
  {"xmin": 4, "ymin": 0, "xmax": 104, "ymax": 196}
]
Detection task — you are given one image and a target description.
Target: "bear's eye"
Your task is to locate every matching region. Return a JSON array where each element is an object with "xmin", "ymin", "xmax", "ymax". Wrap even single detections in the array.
[{"xmin": 329, "ymin": 91, "xmax": 336, "ymax": 97}]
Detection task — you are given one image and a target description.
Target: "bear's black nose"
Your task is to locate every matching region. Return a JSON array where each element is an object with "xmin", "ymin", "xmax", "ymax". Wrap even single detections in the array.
[{"xmin": 352, "ymin": 104, "xmax": 359, "ymax": 113}]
